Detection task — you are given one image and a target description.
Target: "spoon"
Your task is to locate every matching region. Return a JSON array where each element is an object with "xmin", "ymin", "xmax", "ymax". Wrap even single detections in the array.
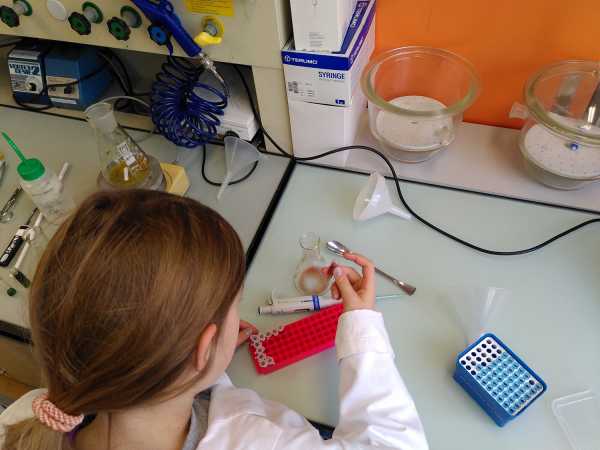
[{"xmin": 326, "ymin": 240, "xmax": 416, "ymax": 296}]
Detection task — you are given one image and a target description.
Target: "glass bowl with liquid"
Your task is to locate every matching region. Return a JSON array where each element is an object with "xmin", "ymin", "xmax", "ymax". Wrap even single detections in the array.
[
  {"xmin": 518, "ymin": 60, "xmax": 600, "ymax": 190},
  {"xmin": 361, "ymin": 47, "xmax": 480, "ymax": 163}
]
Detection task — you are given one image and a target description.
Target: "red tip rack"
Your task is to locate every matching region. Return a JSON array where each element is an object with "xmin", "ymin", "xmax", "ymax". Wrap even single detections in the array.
[{"xmin": 248, "ymin": 304, "xmax": 344, "ymax": 374}]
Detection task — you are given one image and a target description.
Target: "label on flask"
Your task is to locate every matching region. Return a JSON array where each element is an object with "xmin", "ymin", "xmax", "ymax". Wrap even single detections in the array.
[
  {"xmin": 185, "ymin": 0, "xmax": 234, "ymax": 16},
  {"xmin": 117, "ymin": 142, "xmax": 137, "ymax": 167}
]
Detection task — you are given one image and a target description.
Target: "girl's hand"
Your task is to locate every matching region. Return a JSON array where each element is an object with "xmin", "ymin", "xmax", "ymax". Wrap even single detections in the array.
[
  {"xmin": 236, "ymin": 320, "xmax": 258, "ymax": 347},
  {"xmin": 329, "ymin": 253, "xmax": 376, "ymax": 312}
]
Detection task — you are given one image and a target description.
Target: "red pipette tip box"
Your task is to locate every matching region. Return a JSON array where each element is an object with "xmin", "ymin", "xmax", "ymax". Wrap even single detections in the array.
[{"xmin": 248, "ymin": 304, "xmax": 344, "ymax": 375}]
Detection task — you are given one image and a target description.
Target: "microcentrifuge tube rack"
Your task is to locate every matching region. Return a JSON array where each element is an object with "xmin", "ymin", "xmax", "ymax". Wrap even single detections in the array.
[
  {"xmin": 248, "ymin": 304, "xmax": 344, "ymax": 375},
  {"xmin": 454, "ymin": 333, "xmax": 547, "ymax": 427}
]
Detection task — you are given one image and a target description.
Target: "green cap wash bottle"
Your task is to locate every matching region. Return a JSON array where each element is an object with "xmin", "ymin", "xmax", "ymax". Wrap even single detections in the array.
[{"xmin": 3, "ymin": 133, "xmax": 74, "ymax": 224}]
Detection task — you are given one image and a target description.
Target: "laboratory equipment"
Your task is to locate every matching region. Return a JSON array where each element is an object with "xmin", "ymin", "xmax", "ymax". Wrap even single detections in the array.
[
  {"xmin": 361, "ymin": 47, "xmax": 480, "ymax": 162},
  {"xmin": 294, "ymin": 232, "xmax": 332, "ymax": 296},
  {"xmin": 44, "ymin": 45, "xmax": 112, "ymax": 110},
  {"xmin": 151, "ymin": 56, "xmax": 229, "ymax": 148},
  {"xmin": 85, "ymin": 101, "xmax": 164, "ymax": 190},
  {"xmin": 249, "ymin": 303, "xmax": 343, "ymax": 374},
  {"xmin": 454, "ymin": 333, "xmax": 547, "ymax": 427},
  {"xmin": 0, "ymin": 1, "xmax": 293, "ymax": 155},
  {"xmin": 0, "ymin": 0, "xmax": 32, "ymax": 28},
  {"xmin": 3, "ymin": 133, "xmax": 74, "ymax": 224},
  {"xmin": 259, "ymin": 298, "xmax": 341, "ymax": 315},
  {"xmin": 132, "ymin": 0, "xmax": 204, "ymax": 55},
  {"xmin": 513, "ymin": 60, "xmax": 600, "ymax": 189},
  {"xmin": 261, "ymin": 293, "xmax": 406, "ymax": 315},
  {"xmin": 353, "ymin": 172, "xmax": 412, "ymax": 222},
  {"xmin": 269, "ymin": 291, "xmax": 401, "ymax": 305},
  {"xmin": 0, "ymin": 187, "xmax": 22, "ymax": 223},
  {"xmin": 67, "ymin": 3, "xmax": 103, "ymax": 36},
  {"xmin": 0, "ymin": 225, "xmax": 29, "ymax": 267},
  {"xmin": 290, "ymin": 0, "xmax": 357, "ymax": 52},
  {"xmin": 8, "ymin": 40, "xmax": 53, "ymax": 106},
  {"xmin": 282, "ymin": 0, "xmax": 375, "ymax": 107},
  {"xmin": 10, "ymin": 266, "xmax": 30, "ymax": 288},
  {"xmin": 552, "ymin": 391, "xmax": 600, "ymax": 450},
  {"xmin": 441, "ymin": 286, "xmax": 510, "ymax": 346},
  {"xmin": 217, "ymin": 134, "xmax": 265, "ymax": 200},
  {"xmin": 326, "ymin": 239, "xmax": 416, "ymax": 295}
]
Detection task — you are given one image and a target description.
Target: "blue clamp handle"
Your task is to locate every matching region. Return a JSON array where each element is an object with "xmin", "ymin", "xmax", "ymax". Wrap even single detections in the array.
[{"xmin": 131, "ymin": 0, "xmax": 202, "ymax": 57}]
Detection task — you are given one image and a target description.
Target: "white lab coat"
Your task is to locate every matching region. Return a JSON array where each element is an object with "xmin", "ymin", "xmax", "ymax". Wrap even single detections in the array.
[{"xmin": 0, "ymin": 310, "xmax": 429, "ymax": 450}]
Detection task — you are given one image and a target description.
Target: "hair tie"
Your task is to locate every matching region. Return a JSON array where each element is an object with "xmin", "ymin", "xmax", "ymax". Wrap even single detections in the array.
[{"xmin": 32, "ymin": 393, "xmax": 84, "ymax": 433}]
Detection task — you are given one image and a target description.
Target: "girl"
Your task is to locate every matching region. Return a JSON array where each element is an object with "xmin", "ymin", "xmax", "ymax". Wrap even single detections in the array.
[{"xmin": 0, "ymin": 190, "xmax": 428, "ymax": 450}]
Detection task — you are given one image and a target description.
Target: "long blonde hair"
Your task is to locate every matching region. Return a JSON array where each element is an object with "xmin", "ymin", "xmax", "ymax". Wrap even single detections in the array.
[{"xmin": 2, "ymin": 190, "xmax": 246, "ymax": 450}]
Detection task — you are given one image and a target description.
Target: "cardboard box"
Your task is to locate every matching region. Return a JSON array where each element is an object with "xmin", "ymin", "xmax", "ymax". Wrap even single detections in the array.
[
  {"xmin": 282, "ymin": 1, "xmax": 375, "ymax": 107},
  {"xmin": 289, "ymin": 86, "xmax": 366, "ymax": 166},
  {"xmin": 290, "ymin": 0, "xmax": 358, "ymax": 52}
]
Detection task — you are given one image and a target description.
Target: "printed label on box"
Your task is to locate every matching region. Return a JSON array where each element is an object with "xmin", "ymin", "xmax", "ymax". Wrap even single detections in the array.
[
  {"xmin": 8, "ymin": 61, "xmax": 43, "ymax": 94},
  {"xmin": 185, "ymin": 0, "xmax": 234, "ymax": 16}
]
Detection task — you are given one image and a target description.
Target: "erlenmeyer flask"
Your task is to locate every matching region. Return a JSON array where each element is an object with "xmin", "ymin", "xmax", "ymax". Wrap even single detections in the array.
[
  {"xmin": 85, "ymin": 102, "xmax": 164, "ymax": 190},
  {"xmin": 294, "ymin": 232, "xmax": 332, "ymax": 296}
]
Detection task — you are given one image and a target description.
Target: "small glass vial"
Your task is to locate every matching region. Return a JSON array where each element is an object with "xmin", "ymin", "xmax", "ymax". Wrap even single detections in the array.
[{"xmin": 294, "ymin": 232, "xmax": 332, "ymax": 296}]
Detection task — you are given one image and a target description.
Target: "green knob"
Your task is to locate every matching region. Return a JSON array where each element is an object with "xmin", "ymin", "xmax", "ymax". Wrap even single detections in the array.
[
  {"xmin": 0, "ymin": 6, "xmax": 19, "ymax": 28},
  {"xmin": 6, "ymin": 287, "xmax": 16, "ymax": 297},
  {"xmin": 107, "ymin": 17, "xmax": 130, "ymax": 41},
  {"xmin": 69, "ymin": 12, "xmax": 91, "ymax": 35}
]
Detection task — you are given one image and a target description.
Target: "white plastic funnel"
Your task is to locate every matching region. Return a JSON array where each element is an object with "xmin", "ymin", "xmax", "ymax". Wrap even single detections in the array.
[
  {"xmin": 217, "ymin": 136, "xmax": 266, "ymax": 200},
  {"xmin": 353, "ymin": 172, "xmax": 412, "ymax": 221}
]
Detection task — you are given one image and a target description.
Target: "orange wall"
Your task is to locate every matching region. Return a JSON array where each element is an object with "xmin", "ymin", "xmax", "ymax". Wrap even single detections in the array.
[{"xmin": 375, "ymin": 0, "xmax": 600, "ymax": 128}]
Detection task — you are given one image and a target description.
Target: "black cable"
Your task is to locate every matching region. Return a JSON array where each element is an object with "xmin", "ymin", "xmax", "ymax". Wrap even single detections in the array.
[
  {"xmin": 232, "ymin": 65, "xmax": 600, "ymax": 256},
  {"xmin": 200, "ymin": 144, "xmax": 259, "ymax": 186}
]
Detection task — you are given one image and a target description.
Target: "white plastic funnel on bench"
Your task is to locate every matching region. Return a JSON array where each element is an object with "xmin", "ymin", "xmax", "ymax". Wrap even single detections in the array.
[
  {"xmin": 217, "ymin": 136, "xmax": 267, "ymax": 201},
  {"xmin": 353, "ymin": 172, "xmax": 412, "ymax": 221}
]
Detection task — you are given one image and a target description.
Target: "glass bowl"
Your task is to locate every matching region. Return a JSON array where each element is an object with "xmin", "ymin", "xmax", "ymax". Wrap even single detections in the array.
[
  {"xmin": 361, "ymin": 47, "xmax": 480, "ymax": 163},
  {"xmin": 519, "ymin": 60, "xmax": 600, "ymax": 190}
]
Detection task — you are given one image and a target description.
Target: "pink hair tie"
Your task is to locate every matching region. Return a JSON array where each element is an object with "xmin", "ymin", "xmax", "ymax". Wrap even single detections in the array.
[{"xmin": 32, "ymin": 393, "xmax": 84, "ymax": 433}]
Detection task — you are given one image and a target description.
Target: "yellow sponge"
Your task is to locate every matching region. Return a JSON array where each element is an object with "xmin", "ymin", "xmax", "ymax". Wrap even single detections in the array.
[{"xmin": 160, "ymin": 163, "xmax": 190, "ymax": 196}]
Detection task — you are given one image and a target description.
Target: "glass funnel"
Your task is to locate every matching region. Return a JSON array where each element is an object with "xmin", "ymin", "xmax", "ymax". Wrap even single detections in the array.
[{"xmin": 85, "ymin": 102, "xmax": 164, "ymax": 190}]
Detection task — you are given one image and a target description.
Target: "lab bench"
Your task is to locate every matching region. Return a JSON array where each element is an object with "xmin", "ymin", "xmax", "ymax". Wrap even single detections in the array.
[
  {"xmin": 0, "ymin": 107, "xmax": 598, "ymax": 448},
  {"xmin": 0, "ymin": 105, "xmax": 293, "ymax": 342},
  {"xmin": 226, "ymin": 163, "xmax": 600, "ymax": 450}
]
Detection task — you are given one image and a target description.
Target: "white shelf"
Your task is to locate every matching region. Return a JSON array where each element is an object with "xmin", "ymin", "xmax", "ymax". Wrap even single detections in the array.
[{"xmin": 335, "ymin": 115, "xmax": 600, "ymax": 213}]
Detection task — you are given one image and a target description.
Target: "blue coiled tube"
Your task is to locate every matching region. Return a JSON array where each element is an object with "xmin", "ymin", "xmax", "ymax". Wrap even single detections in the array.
[{"xmin": 150, "ymin": 57, "xmax": 228, "ymax": 148}]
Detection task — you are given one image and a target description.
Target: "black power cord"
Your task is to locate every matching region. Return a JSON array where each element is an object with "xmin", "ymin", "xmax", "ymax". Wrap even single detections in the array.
[
  {"xmin": 232, "ymin": 65, "xmax": 600, "ymax": 256},
  {"xmin": 200, "ymin": 144, "xmax": 259, "ymax": 187}
]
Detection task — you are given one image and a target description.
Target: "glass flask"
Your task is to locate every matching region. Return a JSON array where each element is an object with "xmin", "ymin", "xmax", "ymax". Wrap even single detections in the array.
[
  {"xmin": 294, "ymin": 232, "xmax": 332, "ymax": 296},
  {"xmin": 361, "ymin": 47, "xmax": 480, "ymax": 163},
  {"xmin": 85, "ymin": 102, "xmax": 164, "ymax": 190}
]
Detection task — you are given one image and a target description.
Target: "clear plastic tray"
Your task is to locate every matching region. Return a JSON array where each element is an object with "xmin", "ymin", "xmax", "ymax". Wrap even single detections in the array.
[{"xmin": 552, "ymin": 390, "xmax": 600, "ymax": 450}]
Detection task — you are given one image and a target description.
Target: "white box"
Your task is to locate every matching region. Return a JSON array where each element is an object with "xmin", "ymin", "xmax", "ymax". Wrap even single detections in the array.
[
  {"xmin": 289, "ymin": 86, "xmax": 366, "ymax": 166},
  {"xmin": 282, "ymin": 1, "xmax": 375, "ymax": 107},
  {"xmin": 290, "ymin": 0, "xmax": 358, "ymax": 52}
]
